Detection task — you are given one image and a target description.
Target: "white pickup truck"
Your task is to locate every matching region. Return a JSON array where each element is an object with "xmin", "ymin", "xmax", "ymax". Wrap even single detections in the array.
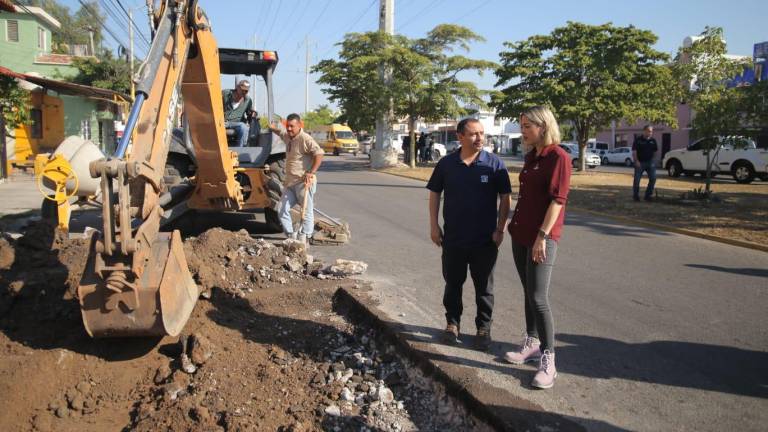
[{"xmin": 662, "ymin": 137, "xmax": 768, "ymax": 184}]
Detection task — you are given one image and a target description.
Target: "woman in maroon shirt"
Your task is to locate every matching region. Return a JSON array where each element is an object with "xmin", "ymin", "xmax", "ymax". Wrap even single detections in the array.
[{"xmin": 504, "ymin": 106, "xmax": 571, "ymax": 389}]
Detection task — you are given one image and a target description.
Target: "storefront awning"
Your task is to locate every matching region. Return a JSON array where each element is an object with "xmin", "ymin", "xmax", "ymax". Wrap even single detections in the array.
[{"xmin": 0, "ymin": 66, "xmax": 131, "ymax": 104}]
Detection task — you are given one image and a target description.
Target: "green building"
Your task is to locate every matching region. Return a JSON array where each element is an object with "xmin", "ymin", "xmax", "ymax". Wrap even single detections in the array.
[{"xmin": 1, "ymin": 5, "xmax": 119, "ymax": 153}]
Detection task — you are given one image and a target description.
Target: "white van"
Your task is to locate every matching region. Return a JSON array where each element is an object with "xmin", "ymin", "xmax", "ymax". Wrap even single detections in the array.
[{"xmin": 587, "ymin": 140, "xmax": 610, "ymax": 157}]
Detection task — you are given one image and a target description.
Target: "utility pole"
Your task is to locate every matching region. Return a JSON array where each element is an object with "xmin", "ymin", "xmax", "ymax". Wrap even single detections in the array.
[
  {"xmin": 305, "ymin": 34, "xmax": 310, "ymax": 115},
  {"xmin": 129, "ymin": 9, "xmax": 135, "ymax": 99},
  {"xmin": 88, "ymin": 28, "xmax": 95, "ymax": 56},
  {"xmin": 0, "ymin": 108, "xmax": 7, "ymax": 181},
  {"xmin": 252, "ymin": 33, "xmax": 258, "ymax": 110},
  {"xmin": 371, "ymin": 0, "xmax": 396, "ymax": 168}
]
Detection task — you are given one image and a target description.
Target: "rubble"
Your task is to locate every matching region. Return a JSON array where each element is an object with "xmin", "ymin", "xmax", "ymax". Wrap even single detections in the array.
[{"xmin": 327, "ymin": 259, "xmax": 368, "ymax": 276}]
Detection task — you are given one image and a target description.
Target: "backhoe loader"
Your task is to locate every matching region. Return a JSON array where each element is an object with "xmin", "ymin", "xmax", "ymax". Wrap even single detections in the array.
[{"xmin": 67, "ymin": 0, "xmax": 286, "ymax": 337}]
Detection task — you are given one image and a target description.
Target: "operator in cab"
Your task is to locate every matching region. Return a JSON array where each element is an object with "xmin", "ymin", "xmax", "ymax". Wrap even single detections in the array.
[{"xmin": 222, "ymin": 79, "xmax": 254, "ymax": 147}]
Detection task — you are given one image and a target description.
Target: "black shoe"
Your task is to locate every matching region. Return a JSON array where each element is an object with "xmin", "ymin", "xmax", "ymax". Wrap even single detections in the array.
[
  {"xmin": 442, "ymin": 324, "xmax": 460, "ymax": 344},
  {"xmin": 633, "ymin": 196, "xmax": 640, "ymax": 202},
  {"xmin": 644, "ymin": 196, "xmax": 653, "ymax": 202},
  {"xmin": 474, "ymin": 328, "xmax": 491, "ymax": 351}
]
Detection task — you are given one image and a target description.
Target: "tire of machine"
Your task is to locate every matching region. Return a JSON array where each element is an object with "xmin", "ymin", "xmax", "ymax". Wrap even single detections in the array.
[{"xmin": 264, "ymin": 158, "xmax": 286, "ymax": 231}]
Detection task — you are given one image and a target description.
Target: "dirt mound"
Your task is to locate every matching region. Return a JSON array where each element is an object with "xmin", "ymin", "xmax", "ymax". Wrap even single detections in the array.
[
  {"xmin": 0, "ymin": 220, "xmax": 88, "ymax": 308},
  {"xmin": 183, "ymin": 228, "xmax": 320, "ymax": 298}
]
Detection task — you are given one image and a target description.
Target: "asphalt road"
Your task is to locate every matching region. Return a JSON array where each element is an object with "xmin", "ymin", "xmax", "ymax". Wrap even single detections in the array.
[{"xmin": 311, "ymin": 154, "xmax": 768, "ymax": 432}]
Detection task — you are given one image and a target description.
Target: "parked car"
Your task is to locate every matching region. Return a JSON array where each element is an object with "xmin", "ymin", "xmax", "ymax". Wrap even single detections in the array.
[
  {"xmin": 662, "ymin": 136, "xmax": 768, "ymax": 184},
  {"xmin": 430, "ymin": 143, "xmax": 447, "ymax": 160},
  {"xmin": 559, "ymin": 143, "xmax": 601, "ymax": 168},
  {"xmin": 602, "ymin": 147, "xmax": 634, "ymax": 166},
  {"xmin": 359, "ymin": 136, "xmax": 373, "ymax": 155}
]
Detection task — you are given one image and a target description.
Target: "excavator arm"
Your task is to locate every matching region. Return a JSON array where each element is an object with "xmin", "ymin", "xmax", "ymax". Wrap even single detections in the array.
[{"xmin": 79, "ymin": 0, "xmax": 241, "ymax": 337}]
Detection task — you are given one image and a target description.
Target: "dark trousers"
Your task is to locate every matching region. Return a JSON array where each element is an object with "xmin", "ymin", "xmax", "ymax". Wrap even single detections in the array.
[
  {"xmin": 442, "ymin": 241, "xmax": 498, "ymax": 330},
  {"xmin": 633, "ymin": 161, "xmax": 657, "ymax": 199},
  {"xmin": 512, "ymin": 239, "xmax": 558, "ymax": 352}
]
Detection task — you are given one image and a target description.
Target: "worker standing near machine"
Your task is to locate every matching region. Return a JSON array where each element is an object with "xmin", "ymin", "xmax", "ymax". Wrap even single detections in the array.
[{"xmin": 269, "ymin": 114, "xmax": 324, "ymax": 244}]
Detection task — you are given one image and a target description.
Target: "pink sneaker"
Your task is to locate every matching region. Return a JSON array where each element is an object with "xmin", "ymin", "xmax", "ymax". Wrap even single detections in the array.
[
  {"xmin": 531, "ymin": 350, "xmax": 557, "ymax": 389},
  {"xmin": 503, "ymin": 336, "xmax": 541, "ymax": 365}
]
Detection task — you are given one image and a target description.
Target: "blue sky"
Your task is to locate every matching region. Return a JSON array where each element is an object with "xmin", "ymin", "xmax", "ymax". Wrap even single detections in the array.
[{"xmin": 59, "ymin": 0, "xmax": 766, "ymax": 115}]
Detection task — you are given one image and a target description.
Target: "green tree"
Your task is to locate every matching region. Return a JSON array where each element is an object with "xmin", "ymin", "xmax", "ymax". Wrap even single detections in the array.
[
  {"xmin": 673, "ymin": 27, "xmax": 752, "ymax": 192},
  {"xmin": 314, "ymin": 24, "xmax": 495, "ymax": 167},
  {"xmin": 0, "ymin": 76, "xmax": 31, "ymax": 132},
  {"xmin": 493, "ymin": 22, "xmax": 679, "ymax": 170},
  {"xmin": 67, "ymin": 51, "xmax": 131, "ymax": 94},
  {"xmin": 302, "ymin": 104, "xmax": 337, "ymax": 131}
]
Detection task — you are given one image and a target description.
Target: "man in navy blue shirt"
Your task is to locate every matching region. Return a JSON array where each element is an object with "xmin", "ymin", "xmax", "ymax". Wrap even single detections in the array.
[
  {"xmin": 632, "ymin": 125, "xmax": 658, "ymax": 201},
  {"xmin": 427, "ymin": 118, "xmax": 511, "ymax": 350}
]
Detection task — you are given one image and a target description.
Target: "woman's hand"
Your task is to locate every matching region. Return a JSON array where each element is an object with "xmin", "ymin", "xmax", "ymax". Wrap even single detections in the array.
[{"xmin": 532, "ymin": 236, "xmax": 547, "ymax": 263}]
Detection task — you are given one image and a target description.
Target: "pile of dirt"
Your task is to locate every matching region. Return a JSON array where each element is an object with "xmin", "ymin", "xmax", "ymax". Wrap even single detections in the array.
[
  {"xmin": 183, "ymin": 228, "xmax": 366, "ymax": 298},
  {"xmin": 0, "ymin": 220, "xmax": 89, "ymax": 312}
]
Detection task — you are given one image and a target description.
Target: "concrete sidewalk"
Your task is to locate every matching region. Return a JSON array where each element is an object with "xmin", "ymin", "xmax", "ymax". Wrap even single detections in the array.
[{"xmin": 0, "ymin": 172, "xmax": 41, "ymax": 216}]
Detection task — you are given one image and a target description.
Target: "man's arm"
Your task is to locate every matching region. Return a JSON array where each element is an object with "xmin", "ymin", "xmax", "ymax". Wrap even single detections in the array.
[
  {"xmin": 429, "ymin": 191, "xmax": 443, "ymax": 247},
  {"xmin": 305, "ymin": 153, "xmax": 324, "ymax": 185},
  {"xmin": 632, "ymin": 138, "xmax": 640, "ymax": 167},
  {"xmin": 492, "ymin": 193, "xmax": 511, "ymax": 247}
]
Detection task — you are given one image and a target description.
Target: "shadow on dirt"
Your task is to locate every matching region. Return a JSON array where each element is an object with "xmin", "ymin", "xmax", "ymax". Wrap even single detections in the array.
[{"xmin": 0, "ymin": 220, "xmax": 160, "ymax": 361}]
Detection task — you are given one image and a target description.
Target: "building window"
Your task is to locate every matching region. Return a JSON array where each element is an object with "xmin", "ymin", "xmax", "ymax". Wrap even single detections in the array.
[
  {"xmin": 30, "ymin": 109, "xmax": 43, "ymax": 139},
  {"xmin": 81, "ymin": 119, "xmax": 91, "ymax": 140},
  {"xmin": 7, "ymin": 20, "xmax": 19, "ymax": 42},
  {"xmin": 37, "ymin": 27, "xmax": 46, "ymax": 50}
]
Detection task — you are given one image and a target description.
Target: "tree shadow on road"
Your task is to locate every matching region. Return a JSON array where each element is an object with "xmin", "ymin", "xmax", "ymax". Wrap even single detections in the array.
[
  {"xmin": 684, "ymin": 263, "xmax": 768, "ymax": 279},
  {"xmin": 555, "ymin": 333, "xmax": 768, "ymax": 399},
  {"xmin": 564, "ymin": 212, "xmax": 673, "ymax": 239}
]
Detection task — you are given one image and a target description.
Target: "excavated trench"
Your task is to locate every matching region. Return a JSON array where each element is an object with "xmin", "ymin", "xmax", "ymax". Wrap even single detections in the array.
[{"xmin": 0, "ymin": 220, "xmax": 499, "ymax": 432}]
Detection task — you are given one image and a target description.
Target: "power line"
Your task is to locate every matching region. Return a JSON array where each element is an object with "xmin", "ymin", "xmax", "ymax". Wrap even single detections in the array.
[
  {"xmin": 396, "ymin": 0, "xmax": 440, "ymax": 32},
  {"xmin": 78, "ymin": 0, "xmax": 142, "ymax": 59},
  {"xmin": 99, "ymin": 0, "xmax": 148, "ymax": 51},
  {"xmin": 449, "ymin": 0, "xmax": 492, "ymax": 25},
  {"xmin": 317, "ymin": 0, "xmax": 377, "ymax": 59},
  {"xmin": 267, "ymin": 0, "xmax": 303, "ymax": 50},
  {"xmin": 284, "ymin": 0, "xmax": 331, "ymax": 61},
  {"xmin": 111, "ymin": 0, "xmax": 152, "ymax": 47},
  {"xmin": 262, "ymin": 0, "xmax": 283, "ymax": 48},
  {"xmin": 275, "ymin": 0, "xmax": 310, "ymax": 53}
]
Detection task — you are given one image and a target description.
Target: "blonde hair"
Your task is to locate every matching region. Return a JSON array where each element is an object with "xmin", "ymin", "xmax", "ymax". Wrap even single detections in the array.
[{"xmin": 521, "ymin": 106, "xmax": 561, "ymax": 147}]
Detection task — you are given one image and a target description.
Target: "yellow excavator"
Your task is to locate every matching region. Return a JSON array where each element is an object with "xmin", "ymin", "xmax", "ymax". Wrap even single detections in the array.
[{"xmin": 49, "ymin": 0, "xmax": 287, "ymax": 337}]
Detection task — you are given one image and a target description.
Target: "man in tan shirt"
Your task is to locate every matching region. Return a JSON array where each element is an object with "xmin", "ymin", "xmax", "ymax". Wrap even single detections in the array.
[{"xmin": 269, "ymin": 113, "xmax": 324, "ymax": 243}]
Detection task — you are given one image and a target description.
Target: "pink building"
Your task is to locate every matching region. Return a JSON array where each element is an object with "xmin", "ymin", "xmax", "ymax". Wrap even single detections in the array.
[{"xmin": 595, "ymin": 103, "xmax": 693, "ymax": 163}]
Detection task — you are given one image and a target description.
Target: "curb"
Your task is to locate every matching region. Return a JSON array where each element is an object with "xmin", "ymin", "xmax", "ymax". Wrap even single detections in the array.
[
  {"xmin": 333, "ymin": 287, "xmax": 588, "ymax": 432},
  {"xmin": 377, "ymin": 169, "xmax": 768, "ymax": 254}
]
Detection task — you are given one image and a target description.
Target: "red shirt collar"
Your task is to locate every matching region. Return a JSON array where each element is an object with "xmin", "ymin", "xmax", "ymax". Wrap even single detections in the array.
[{"xmin": 525, "ymin": 144, "xmax": 558, "ymax": 162}]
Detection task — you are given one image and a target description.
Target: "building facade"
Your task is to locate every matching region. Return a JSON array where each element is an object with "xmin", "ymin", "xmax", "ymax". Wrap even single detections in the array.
[{"xmin": 1, "ymin": 5, "xmax": 120, "ymax": 168}]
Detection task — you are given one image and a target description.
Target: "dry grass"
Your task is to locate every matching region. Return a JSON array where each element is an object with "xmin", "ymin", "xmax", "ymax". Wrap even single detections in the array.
[{"xmin": 381, "ymin": 165, "xmax": 768, "ymax": 247}]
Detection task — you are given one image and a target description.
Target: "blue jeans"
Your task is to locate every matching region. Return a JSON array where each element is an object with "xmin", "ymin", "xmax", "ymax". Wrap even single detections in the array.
[
  {"xmin": 633, "ymin": 161, "xmax": 657, "ymax": 199},
  {"xmin": 278, "ymin": 181, "xmax": 316, "ymax": 236},
  {"xmin": 225, "ymin": 121, "xmax": 249, "ymax": 147}
]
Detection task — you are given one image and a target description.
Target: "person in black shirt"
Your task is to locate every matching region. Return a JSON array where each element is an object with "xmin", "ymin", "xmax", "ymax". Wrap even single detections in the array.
[{"xmin": 632, "ymin": 125, "xmax": 658, "ymax": 201}]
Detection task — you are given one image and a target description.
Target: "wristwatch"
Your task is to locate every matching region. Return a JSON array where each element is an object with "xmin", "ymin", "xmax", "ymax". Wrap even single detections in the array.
[{"xmin": 538, "ymin": 229, "xmax": 550, "ymax": 240}]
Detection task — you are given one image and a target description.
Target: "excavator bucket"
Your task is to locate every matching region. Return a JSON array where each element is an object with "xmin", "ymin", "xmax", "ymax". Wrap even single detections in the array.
[{"xmin": 78, "ymin": 230, "xmax": 198, "ymax": 338}]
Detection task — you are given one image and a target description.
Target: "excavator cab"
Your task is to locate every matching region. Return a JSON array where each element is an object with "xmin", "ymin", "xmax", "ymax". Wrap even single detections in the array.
[{"xmin": 167, "ymin": 47, "xmax": 286, "ymax": 229}]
